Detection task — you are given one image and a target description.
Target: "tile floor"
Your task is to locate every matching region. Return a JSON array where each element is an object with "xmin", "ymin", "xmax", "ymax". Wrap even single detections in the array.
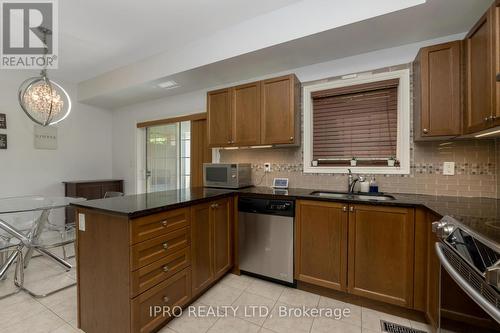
[{"xmin": 0, "ymin": 262, "xmax": 434, "ymax": 333}]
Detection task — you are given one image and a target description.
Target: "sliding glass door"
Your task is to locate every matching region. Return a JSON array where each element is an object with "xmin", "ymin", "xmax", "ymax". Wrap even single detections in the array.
[{"xmin": 145, "ymin": 121, "xmax": 191, "ymax": 193}]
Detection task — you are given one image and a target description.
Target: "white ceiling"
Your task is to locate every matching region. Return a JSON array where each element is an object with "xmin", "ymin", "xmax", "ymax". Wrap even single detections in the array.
[
  {"xmin": 55, "ymin": 0, "xmax": 302, "ymax": 82},
  {"xmin": 74, "ymin": 0, "xmax": 493, "ymax": 109}
]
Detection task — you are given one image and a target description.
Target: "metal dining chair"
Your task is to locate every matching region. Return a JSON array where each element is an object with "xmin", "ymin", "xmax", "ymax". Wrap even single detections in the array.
[
  {"xmin": 104, "ymin": 191, "xmax": 124, "ymax": 198},
  {"xmin": 0, "ymin": 236, "xmax": 23, "ymax": 299}
]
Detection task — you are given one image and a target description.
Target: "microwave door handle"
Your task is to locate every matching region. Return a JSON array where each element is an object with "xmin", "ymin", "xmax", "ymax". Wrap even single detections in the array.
[{"xmin": 435, "ymin": 243, "xmax": 500, "ymax": 323}]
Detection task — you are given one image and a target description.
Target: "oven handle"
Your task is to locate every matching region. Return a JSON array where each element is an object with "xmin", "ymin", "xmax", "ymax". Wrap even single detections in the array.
[{"xmin": 435, "ymin": 242, "xmax": 500, "ymax": 323}]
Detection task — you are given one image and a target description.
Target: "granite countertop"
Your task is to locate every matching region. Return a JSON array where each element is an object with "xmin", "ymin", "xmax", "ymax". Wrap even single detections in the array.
[{"xmin": 72, "ymin": 186, "xmax": 500, "ymax": 245}]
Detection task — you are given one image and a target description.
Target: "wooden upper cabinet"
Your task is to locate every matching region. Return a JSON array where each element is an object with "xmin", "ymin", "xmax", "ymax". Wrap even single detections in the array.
[
  {"xmin": 413, "ymin": 41, "xmax": 462, "ymax": 140},
  {"xmin": 261, "ymin": 74, "xmax": 300, "ymax": 145},
  {"xmin": 207, "ymin": 74, "xmax": 300, "ymax": 147},
  {"xmin": 232, "ymin": 82, "xmax": 261, "ymax": 146},
  {"xmin": 207, "ymin": 88, "xmax": 232, "ymax": 147},
  {"xmin": 464, "ymin": 8, "xmax": 495, "ymax": 134},
  {"xmin": 212, "ymin": 197, "xmax": 233, "ymax": 280},
  {"xmin": 347, "ymin": 204, "xmax": 415, "ymax": 308},
  {"xmin": 295, "ymin": 200, "xmax": 348, "ymax": 291}
]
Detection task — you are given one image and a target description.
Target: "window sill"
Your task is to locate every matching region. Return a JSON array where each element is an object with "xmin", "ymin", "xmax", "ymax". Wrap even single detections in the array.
[{"xmin": 303, "ymin": 165, "xmax": 410, "ymax": 175}]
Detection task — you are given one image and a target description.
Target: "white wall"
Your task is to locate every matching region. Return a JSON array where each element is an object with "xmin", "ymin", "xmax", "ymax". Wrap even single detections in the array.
[
  {"xmin": 0, "ymin": 70, "xmax": 113, "ymax": 197},
  {"xmin": 111, "ymin": 33, "xmax": 464, "ymax": 194}
]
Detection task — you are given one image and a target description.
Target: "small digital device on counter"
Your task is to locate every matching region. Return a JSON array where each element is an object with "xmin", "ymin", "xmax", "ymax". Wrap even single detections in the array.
[{"xmin": 272, "ymin": 178, "xmax": 289, "ymax": 189}]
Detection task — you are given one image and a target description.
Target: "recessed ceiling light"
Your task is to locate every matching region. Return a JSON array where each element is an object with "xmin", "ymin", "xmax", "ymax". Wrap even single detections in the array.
[{"xmin": 157, "ymin": 80, "xmax": 179, "ymax": 89}]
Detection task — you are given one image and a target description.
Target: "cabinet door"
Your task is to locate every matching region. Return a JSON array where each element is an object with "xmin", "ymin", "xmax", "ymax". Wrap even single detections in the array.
[
  {"xmin": 261, "ymin": 75, "xmax": 298, "ymax": 145},
  {"xmin": 190, "ymin": 203, "xmax": 214, "ymax": 296},
  {"xmin": 348, "ymin": 205, "xmax": 415, "ymax": 307},
  {"xmin": 415, "ymin": 41, "xmax": 461, "ymax": 139},
  {"xmin": 494, "ymin": 2, "xmax": 500, "ymax": 126},
  {"xmin": 232, "ymin": 82, "xmax": 261, "ymax": 146},
  {"xmin": 212, "ymin": 197, "xmax": 233, "ymax": 279},
  {"xmin": 465, "ymin": 10, "xmax": 494, "ymax": 133},
  {"xmin": 295, "ymin": 201, "xmax": 348, "ymax": 291},
  {"xmin": 207, "ymin": 88, "xmax": 232, "ymax": 147}
]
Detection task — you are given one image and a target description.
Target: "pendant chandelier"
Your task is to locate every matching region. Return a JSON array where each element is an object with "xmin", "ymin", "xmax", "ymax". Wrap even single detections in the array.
[{"xmin": 18, "ymin": 28, "xmax": 71, "ymax": 127}]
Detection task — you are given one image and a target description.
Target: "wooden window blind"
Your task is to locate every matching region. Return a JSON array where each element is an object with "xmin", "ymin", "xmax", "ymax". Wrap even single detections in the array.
[{"xmin": 311, "ymin": 78, "xmax": 399, "ymax": 166}]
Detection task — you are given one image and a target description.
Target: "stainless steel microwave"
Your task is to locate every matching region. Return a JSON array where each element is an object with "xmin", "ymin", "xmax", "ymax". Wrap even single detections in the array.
[{"xmin": 203, "ymin": 163, "xmax": 251, "ymax": 189}]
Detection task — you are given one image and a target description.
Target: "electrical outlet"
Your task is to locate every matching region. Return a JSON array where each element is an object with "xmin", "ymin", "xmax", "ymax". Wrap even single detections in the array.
[
  {"xmin": 264, "ymin": 163, "xmax": 271, "ymax": 173},
  {"xmin": 443, "ymin": 162, "xmax": 455, "ymax": 176}
]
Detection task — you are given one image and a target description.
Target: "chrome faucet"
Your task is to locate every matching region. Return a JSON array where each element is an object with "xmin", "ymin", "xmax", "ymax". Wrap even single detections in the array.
[{"xmin": 347, "ymin": 169, "xmax": 359, "ymax": 193}]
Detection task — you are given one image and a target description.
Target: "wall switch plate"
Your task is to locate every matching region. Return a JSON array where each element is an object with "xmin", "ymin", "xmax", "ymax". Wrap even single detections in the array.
[
  {"xmin": 443, "ymin": 162, "xmax": 455, "ymax": 176},
  {"xmin": 78, "ymin": 213, "xmax": 86, "ymax": 231},
  {"xmin": 264, "ymin": 163, "xmax": 271, "ymax": 172}
]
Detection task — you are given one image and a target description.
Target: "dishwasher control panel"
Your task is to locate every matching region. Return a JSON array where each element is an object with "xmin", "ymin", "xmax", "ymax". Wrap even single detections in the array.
[{"xmin": 238, "ymin": 197, "xmax": 295, "ymax": 217}]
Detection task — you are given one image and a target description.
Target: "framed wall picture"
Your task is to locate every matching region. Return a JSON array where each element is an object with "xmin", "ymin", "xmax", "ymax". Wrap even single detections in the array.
[
  {"xmin": 0, "ymin": 134, "xmax": 6, "ymax": 149},
  {"xmin": 0, "ymin": 113, "xmax": 5, "ymax": 129}
]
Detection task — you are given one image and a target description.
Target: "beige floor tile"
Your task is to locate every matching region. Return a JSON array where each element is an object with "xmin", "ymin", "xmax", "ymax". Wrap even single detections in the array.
[
  {"xmin": 220, "ymin": 273, "xmax": 256, "ymax": 291},
  {"xmin": 157, "ymin": 326, "xmax": 179, "ymax": 333},
  {"xmin": 259, "ymin": 328, "xmax": 278, "ymax": 333},
  {"xmin": 50, "ymin": 323, "xmax": 84, "ymax": 333},
  {"xmin": 197, "ymin": 283, "xmax": 243, "ymax": 307},
  {"xmin": 410, "ymin": 320, "xmax": 432, "ymax": 332},
  {"xmin": 2, "ymin": 309, "xmax": 66, "ymax": 333},
  {"xmin": 246, "ymin": 278, "xmax": 285, "ymax": 301},
  {"xmin": 232, "ymin": 291, "xmax": 277, "ymax": 325},
  {"xmin": 167, "ymin": 314, "xmax": 219, "ymax": 333},
  {"xmin": 207, "ymin": 316, "xmax": 260, "ymax": 333},
  {"xmin": 311, "ymin": 317, "xmax": 361, "ymax": 333},
  {"xmin": 0, "ymin": 290, "xmax": 33, "ymax": 307},
  {"xmin": 278, "ymin": 287, "xmax": 320, "ymax": 307},
  {"xmin": 318, "ymin": 296, "xmax": 361, "ymax": 327},
  {"xmin": 0, "ymin": 294, "xmax": 47, "ymax": 329},
  {"xmin": 262, "ymin": 302, "xmax": 314, "ymax": 333}
]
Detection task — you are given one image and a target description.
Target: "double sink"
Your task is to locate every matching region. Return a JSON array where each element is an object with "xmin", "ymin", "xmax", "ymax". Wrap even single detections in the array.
[{"xmin": 310, "ymin": 191, "xmax": 396, "ymax": 202}]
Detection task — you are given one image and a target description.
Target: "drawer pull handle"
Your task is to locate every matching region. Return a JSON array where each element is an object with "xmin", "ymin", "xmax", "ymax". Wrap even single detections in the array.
[
  {"xmin": 211, "ymin": 203, "xmax": 219, "ymax": 209},
  {"xmin": 162, "ymin": 242, "xmax": 169, "ymax": 250},
  {"xmin": 161, "ymin": 220, "xmax": 168, "ymax": 227},
  {"xmin": 163, "ymin": 296, "xmax": 170, "ymax": 303},
  {"xmin": 163, "ymin": 265, "xmax": 169, "ymax": 272}
]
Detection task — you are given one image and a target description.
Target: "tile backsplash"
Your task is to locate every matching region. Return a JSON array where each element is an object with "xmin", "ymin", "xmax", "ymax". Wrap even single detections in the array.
[
  {"xmin": 220, "ymin": 140, "xmax": 498, "ymax": 198},
  {"xmin": 219, "ymin": 64, "xmax": 500, "ymax": 199}
]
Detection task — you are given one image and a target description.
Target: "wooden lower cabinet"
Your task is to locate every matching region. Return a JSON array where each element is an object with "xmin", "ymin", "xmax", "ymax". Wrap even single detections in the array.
[
  {"xmin": 295, "ymin": 201, "xmax": 416, "ymax": 309},
  {"xmin": 295, "ymin": 200, "xmax": 348, "ymax": 291},
  {"xmin": 131, "ymin": 268, "xmax": 191, "ymax": 333},
  {"xmin": 191, "ymin": 197, "xmax": 234, "ymax": 296},
  {"xmin": 348, "ymin": 204, "xmax": 415, "ymax": 307},
  {"xmin": 77, "ymin": 197, "xmax": 234, "ymax": 333}
]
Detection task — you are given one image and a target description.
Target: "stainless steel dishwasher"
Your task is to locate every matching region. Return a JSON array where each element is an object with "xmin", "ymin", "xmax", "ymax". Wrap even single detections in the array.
[{"xmin": 238, "ymin": 197, "xmax": 295, "ymax": 285}]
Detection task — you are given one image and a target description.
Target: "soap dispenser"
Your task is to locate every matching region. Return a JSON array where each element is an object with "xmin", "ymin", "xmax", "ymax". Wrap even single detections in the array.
[
  {"xmin": 369, "ymin": 177, "xmax": 379, "ymax": 193},
  {"xmin": 360, "ymin": 176, "xmax": 370, "ymax": 193}
]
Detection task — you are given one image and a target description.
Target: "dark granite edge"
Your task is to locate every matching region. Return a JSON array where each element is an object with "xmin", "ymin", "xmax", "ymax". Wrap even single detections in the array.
[{"xmin": 71, "ymin": 191, "xmax": 236, "ymax": 219}]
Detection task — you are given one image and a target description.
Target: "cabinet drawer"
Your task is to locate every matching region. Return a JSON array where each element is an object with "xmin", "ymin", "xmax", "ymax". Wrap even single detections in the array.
[
  {"xmin": 131, "ymin": 268, "xmax": 191, "ymax": 333},
  {"xmin": 131, "ymin": 208, "xmax": 189, "ymax": 245},
  {"xmin": 131, "ymin": 248, "xmax": 190, "ymax": 298},
  {"xmin": 131, "ymin": 228, "xmax": 190, "ymax": 270}
]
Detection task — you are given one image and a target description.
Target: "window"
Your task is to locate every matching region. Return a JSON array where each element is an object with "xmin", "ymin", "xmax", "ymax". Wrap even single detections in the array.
[
  {"xmin": 303, "ymin": 69, "xmax": 410, "ymax": 174},
  {"xmin": 145, "ymin": 121, "xmax": 191, "ymax": 192}
]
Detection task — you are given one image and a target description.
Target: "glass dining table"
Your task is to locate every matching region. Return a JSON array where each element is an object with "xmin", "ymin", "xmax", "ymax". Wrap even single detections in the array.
[{"xmin": 0, "ymin": 196, "xmax": 86, "ymax": 280}]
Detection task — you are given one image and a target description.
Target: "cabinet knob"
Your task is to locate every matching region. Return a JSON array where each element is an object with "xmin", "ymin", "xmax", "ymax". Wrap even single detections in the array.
[
  {"xmin": 289, "ymin": 136, "xmax": 294, "ymax": 141},
  {"xmin": 161, "ymin": 220, "xmax": 168, "ymax": 227},
  {"xmin": 342, "ymin": 206, "xmax": 347, "ymax": 212},
  {"xmin": 485, "ymin": 117, "xmax": 491, "ymax": 122},
  {"xmin": 162, "ymin": 242, "xmax": 169, "ymax": 250},
  {"xmin": 211, "ymin": 203, "xmax": 219, "ymax": 209},
  {"xmin": 349, "ymin": 206, "xmax": 354, "ymax": 213},
  {"xmin": 163, "ymin": 265, "xmax": 169, "ymax": 272},
  {"xmin": 423, "ymin": 128, "xmax": 429, "ymax": 134},
  {"xmin": 163, "ymin": 296, "xmax": 170, "ymax": 303}
]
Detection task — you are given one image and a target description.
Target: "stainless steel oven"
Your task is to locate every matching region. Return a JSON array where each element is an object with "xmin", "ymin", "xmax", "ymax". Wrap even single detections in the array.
[
  {"xmin": 433, "ymin": 216, "xmax": 500, "ymax": 332},
  {"xmin": 203, "ymin": 163, "xmax": 251, "ymax": 189}
]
